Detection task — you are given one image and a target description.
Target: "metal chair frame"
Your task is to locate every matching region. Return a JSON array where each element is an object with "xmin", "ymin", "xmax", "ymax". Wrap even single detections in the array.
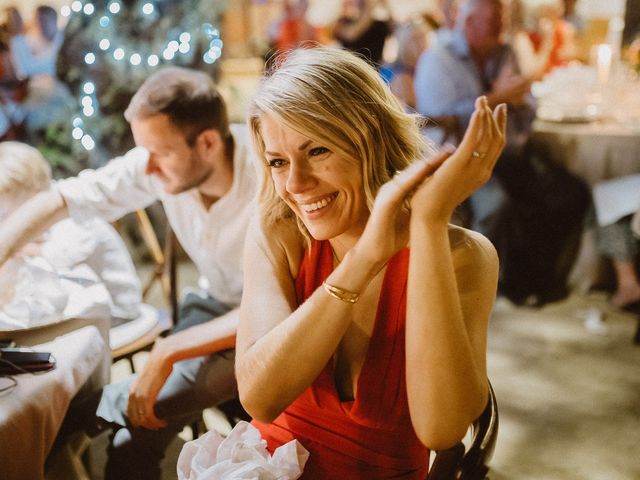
[{"xmin": 428, "ymin": 381, "xmax": 499, "ymax": 480}]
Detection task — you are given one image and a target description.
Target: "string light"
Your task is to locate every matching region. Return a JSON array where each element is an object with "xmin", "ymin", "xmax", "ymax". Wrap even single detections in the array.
[
  {"xmin": 113, "ymin": 48, "xmax": 125, "ymax": 60},
  {"xmin": 72, "ymin": 127, "xmax": 83, "ymax": 140},
  {"xmin": 108, "ymin": 2, "xmax": 121, "ymax": 14},
  {"xmin": 62, "ymin": 1, "xmax": 225, "ymax": 152},
  {"xmin": 81, "ymin": 135, "xmax": 96, "ymax": 150}
]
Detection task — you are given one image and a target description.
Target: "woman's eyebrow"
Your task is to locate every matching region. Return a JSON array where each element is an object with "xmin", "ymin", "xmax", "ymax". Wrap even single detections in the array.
[
  {"xmin": 265, "ymin": 140, "xmax": 312, "ymax": 157},
  {"xmin": 298, "ymin": 140, "xmax": 312, "ymax": 151}
]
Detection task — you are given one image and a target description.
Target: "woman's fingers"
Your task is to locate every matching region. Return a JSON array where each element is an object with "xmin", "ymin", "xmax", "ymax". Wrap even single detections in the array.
[
  {"xmin": 390, "ymin": 148, "xmax": 452, "ymax": 192},
  {"xmin": 456, "ymin": 96, "xmax": 487, "ymax": 159}
]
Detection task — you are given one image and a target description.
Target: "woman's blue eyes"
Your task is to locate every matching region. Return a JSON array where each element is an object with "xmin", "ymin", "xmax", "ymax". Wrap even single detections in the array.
[
  {"xmin": 267, "ymin": 147, "xmax": 330, "ymax": 168},
  {"xmin": 309, "ymin": 147, "xmax": 329, "ymax": 156},
  {"xmin": 268, "ymin": 159, "xmax": 286, "ymax": 168}
]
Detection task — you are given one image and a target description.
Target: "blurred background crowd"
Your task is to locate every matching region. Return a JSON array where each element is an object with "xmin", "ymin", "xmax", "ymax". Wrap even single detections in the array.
[
  {"xmin": 1, "ymin": 0, "xmax": 639, "ymax": 318},
  {"xmin": 1, "ymin": 1, "xmax": 639, "ymax": 478}
]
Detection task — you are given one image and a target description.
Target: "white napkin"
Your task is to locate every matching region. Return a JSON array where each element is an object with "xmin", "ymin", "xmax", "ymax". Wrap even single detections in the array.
[
  {"xmin": 592, "ymin": 174, "xmax": 640, "ymax": 227},
  {"xmin": 177, "ymin": 421, "xmax": 309, "ymax": 480},
  {"xmin": 0, "ymin": 257, "xmax": 111, "ymax": 330}
]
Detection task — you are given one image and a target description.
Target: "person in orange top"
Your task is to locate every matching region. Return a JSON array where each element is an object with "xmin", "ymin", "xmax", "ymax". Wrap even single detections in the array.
[
  {"xmin": 528, "ymin": 0, "xmax": 578, "ymax": 75},
  {"xmin": 236, "ymin": 47, "xmax": 507, "ymax": 478},
  {"xmin": 268, "ymin": 0, "xmax": 318, "ymax": 53}
]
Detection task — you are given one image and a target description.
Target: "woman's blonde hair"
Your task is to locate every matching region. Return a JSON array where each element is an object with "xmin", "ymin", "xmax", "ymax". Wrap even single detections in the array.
[
  {"xmin": 0, "ymin": 141, "xmax": 51, "ymax": 196},
  {"xmin": 248, "ymin": 47, "xmax": 432, "ymax": 239}
]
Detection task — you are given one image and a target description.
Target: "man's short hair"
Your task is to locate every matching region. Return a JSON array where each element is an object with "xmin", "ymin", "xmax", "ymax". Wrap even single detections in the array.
[
  {"xmin": 0, "ymin": 141, "xmax": 51, "ymax": 196},
  {"xmin": 124, "ymin": 66, "xmax": 230, "ymax": 145}
]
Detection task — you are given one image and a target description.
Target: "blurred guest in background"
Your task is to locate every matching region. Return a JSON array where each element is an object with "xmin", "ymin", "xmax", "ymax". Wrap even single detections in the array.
[
  {"xmin": 0, "ymin": 7, "xmax": 26, "ymax": 140},
  {"xmin": 4, "ymin": 4, "xmax": 71, "ymax": 139},
  {"xmin": 268, "ymin": 0, "xmax": 318, "ymax": 55},
  {"xmin": 9, "ymin": 4, "xmax": 62, "ymax": 79},
  {"xmin": 596, "ymin": 216, "xmax": 640, "ymax": 310},
  {"xmin": 562, "ymin": 0, "xmax": 585, "ymax": 34},
  {"xmin": 386, "ymin": 18, "xmax": 430, "ymax": 110},
  {"xmin": 436, "ymin": 0, "xmax": 459, "ymax": 30},
  {"xmin": 506, "ymin": 0, "xmax": 555, "ymax": 80},
  {"xmin": 415, "ymin": 0, "xmax": 589, "ymax": 306},
  {"xmin": 333, "ymin": 0, "xmax": 391, "ymax": 67},
  {"xmin": 527, "ymin": 0, "xmax": 578, "ymax": 75}
]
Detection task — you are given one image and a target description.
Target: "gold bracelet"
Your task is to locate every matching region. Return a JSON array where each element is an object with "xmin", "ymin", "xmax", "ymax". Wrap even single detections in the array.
[{"xmin": 322, "ymin": 280, "xmax": 360, "ymax": 304}]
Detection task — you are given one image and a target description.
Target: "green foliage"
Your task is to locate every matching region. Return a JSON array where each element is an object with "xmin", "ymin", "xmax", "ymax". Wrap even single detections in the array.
[{"xmin": 41, "ymin": 0, "xmax": 228, "ymax": 172}]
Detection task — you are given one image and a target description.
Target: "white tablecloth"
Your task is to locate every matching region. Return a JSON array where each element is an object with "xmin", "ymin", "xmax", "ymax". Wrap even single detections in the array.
[
  {"xmin": 0, "ymin": 326, "xmax": 105, "ymax": 480},
  {"xmin": 532, "ymin": 118, "xmax": 640, "ymax": 291},
  {"xmin": 533, "ymin": 119, "xmax": 640, "ymax": 185}
]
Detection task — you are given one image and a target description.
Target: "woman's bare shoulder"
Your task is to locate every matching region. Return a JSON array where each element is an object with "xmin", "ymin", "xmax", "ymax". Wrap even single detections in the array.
[
  {"xmin": 247, "ymin": 213, "xmax": 306, "ymax": 278},
  {"xmin": 447, "ymin": 224, "xmax": 498, "ymax": 266}
]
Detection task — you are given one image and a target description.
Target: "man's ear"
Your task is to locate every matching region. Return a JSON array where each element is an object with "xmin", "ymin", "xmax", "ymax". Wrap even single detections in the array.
[{"xmin": 196, "ymin": 128, "xmax": 223, "ymax": 157}]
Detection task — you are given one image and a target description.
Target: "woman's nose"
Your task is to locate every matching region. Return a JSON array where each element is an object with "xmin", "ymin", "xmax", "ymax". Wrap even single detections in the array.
[{"xmin": 286, "ymin": 162, "xmax": 316, "ymax": 194}]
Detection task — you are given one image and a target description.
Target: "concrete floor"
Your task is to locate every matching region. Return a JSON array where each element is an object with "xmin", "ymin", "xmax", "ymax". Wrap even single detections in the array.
[
  {"xmin": 487, "ymin": 294, "xmax": 640, "ymax": 479},
  {"xmin": 95, "ymin": 261, "xmax": 640, "ymax": 479}
]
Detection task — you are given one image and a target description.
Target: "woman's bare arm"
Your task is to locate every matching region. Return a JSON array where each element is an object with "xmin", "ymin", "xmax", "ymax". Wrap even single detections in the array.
[
  {"xmin": 236, "ymin": 217, "xmax": 385, "ymax": 422},
  {"xmin": 403, "ymin": 97, "xmax": 506, "ymax": 450}
]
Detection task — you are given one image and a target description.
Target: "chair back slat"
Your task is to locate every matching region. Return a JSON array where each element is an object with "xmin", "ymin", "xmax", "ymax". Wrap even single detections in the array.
[{"xmin": 428, "ymin": 380, "xmax": 499, "ymax": 480}]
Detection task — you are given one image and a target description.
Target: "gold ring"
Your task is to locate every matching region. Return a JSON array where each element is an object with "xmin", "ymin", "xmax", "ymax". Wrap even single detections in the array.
[{"xmin": 471, "ymin": 151, "xmax": 487, "ymax": 159}]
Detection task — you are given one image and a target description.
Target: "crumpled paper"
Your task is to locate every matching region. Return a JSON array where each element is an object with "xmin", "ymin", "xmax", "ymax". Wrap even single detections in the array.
[
  {"xmin": 0, "ymin": 257, "xmax": 68, "ymax": 328},
  {"xmin": 177, "ymin": 421, "xmax": 309, "ymax": 480},
  {"xmin": 0, "ymin": 256, "xmax": 111, "ymax": 330}
]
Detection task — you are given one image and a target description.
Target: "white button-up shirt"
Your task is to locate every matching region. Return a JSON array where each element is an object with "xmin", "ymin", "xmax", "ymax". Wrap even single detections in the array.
[{"xmin": 55, "ymin": 124, "xmax": 258, "ymax": 307}]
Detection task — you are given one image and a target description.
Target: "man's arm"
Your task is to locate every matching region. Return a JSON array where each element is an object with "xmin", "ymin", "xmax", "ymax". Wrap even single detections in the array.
[
  {"xmin": 126, "ymin": 307, "xmax": 238, "ymax": 429},
  {"xmin": 0, "ymin": 189, "xmax": 69, "ymax": 267}
]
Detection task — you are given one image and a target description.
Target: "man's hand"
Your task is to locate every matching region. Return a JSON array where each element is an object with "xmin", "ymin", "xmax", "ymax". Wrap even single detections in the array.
[
  {"xmin": 488, "ymin": 63, "xmax": 531, "ymax": 107},
  {"xmin": 126, "ymin": 338, "xmax": 174, "ymax": 430},
  {"xmin": 125, "ymin": 309, "xmax": 238, "ymax": 429}
]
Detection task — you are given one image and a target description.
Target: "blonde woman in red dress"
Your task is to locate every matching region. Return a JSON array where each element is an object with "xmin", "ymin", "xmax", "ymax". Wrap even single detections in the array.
[{"xmin": 236, "ymin": 47, "xmax": 506, "ymax": 479}]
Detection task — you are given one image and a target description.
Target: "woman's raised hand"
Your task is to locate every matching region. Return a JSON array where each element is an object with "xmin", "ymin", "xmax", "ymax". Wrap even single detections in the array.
[
  {"xmin": 410, "ymin": 96, "xmax": 507, "ymax": 224},
  {"xmin": 353, "ymin": 146, "xmax": 454, "ymax": 266},
  {"xmin": 353, "ymin": 96, "xmax": 506, "ymax": 266}
]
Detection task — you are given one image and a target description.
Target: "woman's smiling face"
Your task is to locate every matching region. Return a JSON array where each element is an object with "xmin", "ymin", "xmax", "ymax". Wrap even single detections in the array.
[{"xmin": 260, "ymin": 114, "xmax": 370, "ymax": 245}]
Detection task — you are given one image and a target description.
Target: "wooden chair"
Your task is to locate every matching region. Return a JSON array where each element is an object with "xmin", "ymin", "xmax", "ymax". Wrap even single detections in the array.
[
  {"xmin": 111, "ymin": 209, "xmax": 178, "ymax": 371},
  {"xmin": 428, "ymin": 381, "xmax": 499, "ymax": 480}
]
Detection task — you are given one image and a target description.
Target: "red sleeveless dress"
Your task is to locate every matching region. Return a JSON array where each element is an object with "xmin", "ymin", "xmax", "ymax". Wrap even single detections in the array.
[{"xmin": 253, "ymin": 240, "xmax": 429, "ymax": 479}]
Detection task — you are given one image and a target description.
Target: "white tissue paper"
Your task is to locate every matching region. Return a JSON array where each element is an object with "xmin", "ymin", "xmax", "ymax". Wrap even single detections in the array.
[
  {"xmin": 0, "ymin": 256, "xmax": 111, "ymax": 330},
  {"xmin": 177, "ymin": 421, "xmax": 309, "ymax": 480}
]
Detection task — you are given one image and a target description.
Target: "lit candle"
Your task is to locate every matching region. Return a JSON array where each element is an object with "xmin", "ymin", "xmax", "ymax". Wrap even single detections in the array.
[{"xmin": 596, "ymin": 43, "xmax": 612, "ymax": 84}]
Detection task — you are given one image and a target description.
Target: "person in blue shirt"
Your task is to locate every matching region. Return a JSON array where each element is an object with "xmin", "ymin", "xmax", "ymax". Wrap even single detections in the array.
[{"xmin": 414, "ymin": 0, "xmax": 589, "ymax": 306}]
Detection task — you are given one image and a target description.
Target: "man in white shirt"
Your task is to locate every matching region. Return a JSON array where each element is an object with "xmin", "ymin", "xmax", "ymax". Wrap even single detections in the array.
[{"xmin": 0, "ymin": 67, "xmax": 257, "ymax": 479}]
